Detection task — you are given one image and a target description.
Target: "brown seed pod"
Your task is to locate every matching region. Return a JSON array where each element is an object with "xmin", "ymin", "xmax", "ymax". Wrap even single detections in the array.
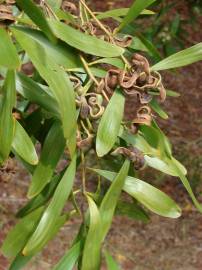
[
  {"xmin": 62, "ymin": 1, "xmax": 77, "ymax": 15},
  {"xmin": 105, "ymin": 69, "xmax": 120, "ymax": 93},
  {"xmin": 111, "ymin": 146, "xmax": 145, "ymax": 170},
  {"xmin": 114, "ymin": 35, "xmax": 133, "ymax": 48}
]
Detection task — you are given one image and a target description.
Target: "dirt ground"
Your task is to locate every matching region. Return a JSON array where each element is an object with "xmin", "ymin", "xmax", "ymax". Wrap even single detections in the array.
[{"xmin": 1, "ymin": 1, "xmax": 202, "ymax": 269}]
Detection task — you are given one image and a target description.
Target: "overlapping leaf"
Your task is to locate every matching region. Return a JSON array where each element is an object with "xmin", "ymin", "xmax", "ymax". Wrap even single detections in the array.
[
  {"xmin": 16, "ymin": 0, "xmax": 56, "ymax": 42},
  {"xmin": 12, "ymin": 26, "xmax": 77, "ymax": 149},
  {"xmin": 92, "ymin": 169, "xmax": 181, "ymax": 218},
  {"xmin": 23, "ymin": 154, "xmax": 76, "ymax": 256},
  {"xmin": 28, "ymin": 121, "xmax": 65, "ymax": 198}
]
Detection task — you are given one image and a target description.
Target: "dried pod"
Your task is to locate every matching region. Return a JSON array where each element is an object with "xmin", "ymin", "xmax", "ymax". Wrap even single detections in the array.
[
  {"xmin": 119, "ymin": 70, "xmax": 139, "ymax": 89},
  {"xmin": 114, "ymin": 35, "xmax": 133, "ymax": 48},
  {"xmin": 0, "ymin": 4, "xmax": 14, "ymax": 22},
  {"xmin": 80, "ymin": 97, "xmax": 90, "ymax": 119},
  {"xmin": 95, "ymin": 79, "xmax": 105, "ymax": 94},
  {"xmin": 77, "ymin": 133, "xmax": 94, "ymax": 150},
  {"xmin": 111, "ymin": 146, "xmax": 145, "ymax": 170},
  {"xmin": 62, "ymin": 1, "xmax": 77, "ymax": 14},
  {"xmin": 105, "ymin": 69, "xmax": 120, "ymax": 93},
  {"xmin": 132, "ymin": 53, "xmax": 150, "ymax": 75}
]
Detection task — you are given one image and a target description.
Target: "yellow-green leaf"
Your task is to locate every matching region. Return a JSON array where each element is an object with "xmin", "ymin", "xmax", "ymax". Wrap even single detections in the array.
[
  {"xmin": 49, "ymin": 19, "xmax": 124, "ymax": 57},
  {"xmin": 12, "ymin": 26, "xmax": 77, "ymax": 147},
  {"xmin": 16, "ymin": 0, "xmax": 56, "ymax": 43},
  {"xmin": 12, "ymin": 120, "xmax": 38, "ymax": 165},
  {"xmin": 0, "ymin": 70, "xmax": 16, "ymax": 163},
  {"xmin": 96, "ymin": 89, "xmax": 125, "ymax": 157},
  {"xmin": 151, "ymin": 43, "xmax": 202, "ymax": 71},
  {"xmin": 0, "ymin": 28, "xmax": 20, "ymax": 69},
  {"xmin": 81, "ymin": 196, "xmax": 101, "ymax": 270},
  {"xmin": 2, "ymin": 207, "xmax": 44, "ymax": 258}
]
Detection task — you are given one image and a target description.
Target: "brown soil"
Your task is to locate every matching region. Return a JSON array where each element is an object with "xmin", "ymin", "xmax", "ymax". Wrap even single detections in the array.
[{"xmin": 1, "ymin": 1, "xmax": 202, "ymax": 269}]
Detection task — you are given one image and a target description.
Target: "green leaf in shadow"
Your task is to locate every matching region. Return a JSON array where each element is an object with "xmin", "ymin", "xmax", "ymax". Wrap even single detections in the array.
[{"xmin": 28, "ymin": 121, "xmax": 65, "ymax": 198}]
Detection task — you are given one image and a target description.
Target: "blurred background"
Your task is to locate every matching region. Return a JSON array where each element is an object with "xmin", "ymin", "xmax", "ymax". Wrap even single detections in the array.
[{"xmin": 0, "ymin": 0, "xmax": 202, "ymax": 269}]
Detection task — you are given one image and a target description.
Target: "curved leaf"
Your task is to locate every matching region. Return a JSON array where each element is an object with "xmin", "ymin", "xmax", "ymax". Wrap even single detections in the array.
[
  {"xmin": 28, "ymin": 121, "xmax": 65, "ymax": 198},
  {"xmin": 49, "ymin": 19, "xmax": 124, "ymax": 57},
  {"xmin": 23, "ymin": 154, "xmax": 77, "ymax": 256},
  {"xmin": 12, "ymin": 120, "xmax": 38, "ymax": 165},
  {"xmin": 151, "ymin": 43, "xmax": 202, "ymax": 71},
  {"xmin": 0, "ymin": 28, "xmax": 20, "ymax": 69},
  {"xmin": 96, "ymin": 89, "xmax": 125, "ymax": 157},
  {"xmin": 92, "ymin": 169, "xmax": 181, "ymax": 218},
  {"xmin": 0, "ymin": 70, "xmax": 16, "ymax": 163}
]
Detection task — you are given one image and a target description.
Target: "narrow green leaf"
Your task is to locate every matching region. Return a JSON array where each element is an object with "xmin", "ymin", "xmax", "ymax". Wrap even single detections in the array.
[
  {"xmin": 99, "ymin": 160, "xmax": 130, "ymax": 239},
  {"xmin": 23, "ymin": 154, "xmax": 77, "ymax": 256},
  {"xmin": 0, "ymin": 28, "xmax": 20, "ymax": 69},
  {"xmin": 96, "ymin": 8, "xmax": 154, "ymax": 20},
  {"xmin": 150, "ymin": 99, "xmax": 168, "ymax": 119},
  {"xmin": 12, "ymin": 26, "xmax": 77, "ymax": 147},
  {"xmin": 117, "ymin": 0, "xmax": 156, "ymax": 32},
  {"xmin": 49, "ymin": 19, "xmax": 124, "ymax": 57},
  {"xmin": 12, "ymin": 120, "xmax": 38, "ymax": 165},
  {"xmin": 92, "ymin": 169, "xmax": 181, "ymax": 218},
  {"xmin": 54, "ymin": 241, "xmax": 81, "ymax": 270},
  {"xmin": 28, "ymin": 121, "xmax": 65, "ymax": 198},
  {"xmin": 14, "ymin": 27, "xmax": 81, "ymax": 69},
  {"xmin": 0, "ymin": 70, "xmax": 16, "ymax": 163},
  {"xmin": 151, "ymin": 43, "xmax": 202, "ymax": 71},
  {"xmin": 16, "ymin": 72, "xmax": 60, "ymax": 117},
  {"xmin": 81, "ymin": 196, "xmax": 101, "ymax": 270},
  {"xmin": 2, "ymin": 207, "xmax": 44, "ymax": 258},
  {"xmin": 16, "ymin": 0, "xmax": 56, "ymax": 43},
  {"xmin": 168, "ymin": 158, "xmax": 202, "ymax": 213},
  {"xmin": 96, "ymin": 89, "xmax": 125, "ymax": 157},
  {"xmin": 105, "ymin": 251, "xmax": 120, "ymax": 270}
]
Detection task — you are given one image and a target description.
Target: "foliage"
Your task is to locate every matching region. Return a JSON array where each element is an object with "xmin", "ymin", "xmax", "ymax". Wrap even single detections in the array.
[{"xmin": 0, "ymin": 0, "xmax": 202, "ymax": 269}]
